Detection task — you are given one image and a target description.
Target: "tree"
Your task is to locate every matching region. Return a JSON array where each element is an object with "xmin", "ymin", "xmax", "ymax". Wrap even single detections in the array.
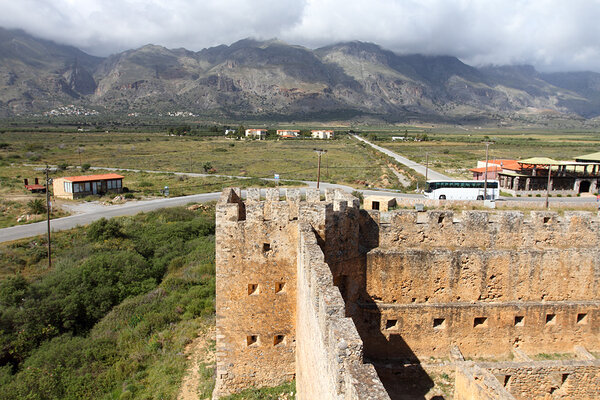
[{"xmin": 203, "ymin": 162, "xmax": 213, "ymax": 173}]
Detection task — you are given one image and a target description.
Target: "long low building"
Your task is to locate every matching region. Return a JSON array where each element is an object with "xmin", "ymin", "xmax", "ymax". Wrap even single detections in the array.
[
  {"xmin": 472, "ymin": 155, "xmax": 600, "ymax": 195},
  {"xmin": 53, "ymin": 173, "xmax": 124, "ymax": 199}
]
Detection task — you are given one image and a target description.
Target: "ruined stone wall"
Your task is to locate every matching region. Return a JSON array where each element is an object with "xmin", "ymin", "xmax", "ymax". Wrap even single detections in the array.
[
  {"xmin": 357, "ymin": 210, "xmax": 600, "ymax": 360},
  {"xmin": 454, "ymin": 363, "xmax": 514, "ymax": 400},
  {"xmin": 480, "ymin": 360, "xmax": 600, "ymax": 399},
  {"xmin": 215, "ymin": 188, "xmax": 387, "ymax": 399},
  {"xmin": 296, "ymin": 222, "xmax": 389, "ymax": 400},
  {"xmin": 214, "ymin": 188, "xmax": 298, "ymax": 397}
]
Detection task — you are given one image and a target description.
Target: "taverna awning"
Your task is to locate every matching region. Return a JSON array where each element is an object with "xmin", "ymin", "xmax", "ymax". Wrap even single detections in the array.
[{"xmin": 518, "ymin": 157, "xmax": 563, "ymax": 166}]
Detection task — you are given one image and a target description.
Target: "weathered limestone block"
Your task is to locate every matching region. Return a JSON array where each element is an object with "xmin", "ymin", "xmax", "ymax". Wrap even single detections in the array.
[
  {"xmin": 306, "ymin": 188, "xmax": 321, "ymax": 203},
  {"xmin": 246, "ymin": 187, "xmax": 261, "ymax": 202}
]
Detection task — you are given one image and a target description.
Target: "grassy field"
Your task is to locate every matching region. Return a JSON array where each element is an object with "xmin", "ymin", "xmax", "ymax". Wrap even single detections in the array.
[
  {"xmin": 0, "ymin": 131, "xmax": 398, "ymax": 186},
  {"xmin": 0, "ymin": 132, "xmax": 405, "ymax": 227}
]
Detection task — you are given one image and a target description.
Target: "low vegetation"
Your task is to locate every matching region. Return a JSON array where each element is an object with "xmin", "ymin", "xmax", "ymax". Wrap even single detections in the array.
[
  {"xmin": 221, "ymin": 380, "xmax": 296, "ymax": 400},
  {"xmin": 0, "ymin": 205, "xmax": 217, "ymax": 399}
]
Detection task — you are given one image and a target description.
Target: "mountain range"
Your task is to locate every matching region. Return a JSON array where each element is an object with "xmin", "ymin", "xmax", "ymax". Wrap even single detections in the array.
[{"xmin": 2, "ymin": 27, "xmax": 600, "ymax": 122}]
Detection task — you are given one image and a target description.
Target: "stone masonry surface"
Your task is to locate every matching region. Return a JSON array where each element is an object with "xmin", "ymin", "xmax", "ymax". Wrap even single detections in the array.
[{"xmin": 214, "ymin": 188, "xmax": 600, "ymax": 399}]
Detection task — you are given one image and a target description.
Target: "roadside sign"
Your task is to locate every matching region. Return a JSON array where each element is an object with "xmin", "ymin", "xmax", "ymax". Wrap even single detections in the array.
[
  {"xmin": 274, "ymin": 174, "xmax": 279, "ymax": 180},
  {"xmin": 164, "ymin": 186, "xmax": 169, "ymax": 197}
]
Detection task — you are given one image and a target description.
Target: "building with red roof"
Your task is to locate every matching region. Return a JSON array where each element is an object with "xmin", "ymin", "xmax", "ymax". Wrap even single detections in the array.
[{"xmin": 53, "ymin": 173, "xmax": 124, "ymax": 199}]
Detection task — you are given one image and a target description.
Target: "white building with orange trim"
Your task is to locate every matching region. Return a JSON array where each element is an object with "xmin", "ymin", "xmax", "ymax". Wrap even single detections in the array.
[
  {"xmin": 53, "ymin": 173, "xmax": 124, "ymax": 199},
  {"xmin": 276, "ymin": 129, "xmax": 300, "ymax": 138}
]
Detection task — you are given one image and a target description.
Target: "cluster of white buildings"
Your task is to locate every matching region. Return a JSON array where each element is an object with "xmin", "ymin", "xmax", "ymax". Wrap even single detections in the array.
[
  {"xmin": 43, "ymin": 105, "xmax": 100, "ymax": 117},
  {"xmin": 227, "ymin": 128, "xmax": 335, "ymax": 140}
]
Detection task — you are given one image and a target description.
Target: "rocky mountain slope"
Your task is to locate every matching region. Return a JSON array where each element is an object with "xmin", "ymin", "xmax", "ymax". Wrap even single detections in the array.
[{"xmin": 1, "ymin": 27, "xmax": 600, "ymax": 121}]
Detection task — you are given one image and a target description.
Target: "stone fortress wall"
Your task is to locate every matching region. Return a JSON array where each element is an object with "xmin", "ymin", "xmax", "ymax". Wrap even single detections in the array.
[
  {"xmin": 214, "ymin": 188, "xmax": 600, "ymax": 399},
  {"xmin": 357, "ymin": 209, "xmax": 600, "ymax": 360}
]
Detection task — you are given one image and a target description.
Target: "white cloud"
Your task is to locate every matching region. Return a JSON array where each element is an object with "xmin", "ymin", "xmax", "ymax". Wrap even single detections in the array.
[{"xmin": 2, "ymin": 0, "xmax": 600, "ymax": 71}]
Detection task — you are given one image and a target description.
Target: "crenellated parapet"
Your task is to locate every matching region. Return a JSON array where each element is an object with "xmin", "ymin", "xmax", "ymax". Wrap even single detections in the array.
[
  {"xmin": 215, "ymin": 187, "xmax": 370, "ymax": 399},
  {"xmin": 367, "ymin": 209, "xmax": 600, "ymax": 250}
]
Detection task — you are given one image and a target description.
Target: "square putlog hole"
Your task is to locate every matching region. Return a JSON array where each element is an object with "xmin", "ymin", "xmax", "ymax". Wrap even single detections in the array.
[
  {"xmin": 514, "ymin": 316, "xmax": 524, "ymax": 327},
  {"xmin": 246, "ymin": 335, "xmax": 258, "ymax": 346},
  {"xmin": 577, "ymin": 313, "xmax": 588, "ymax": 325},
  {"xmin": 473, "ymin": 317, "xmax": 488, "ymax": 328},
  {"xmin": 546, "ymin": 314, "xmax": 556, "ymax": 325},
  {"xmin": 275, "ymin": 282, "xmax": 286, "ymax": 293},
  {"xmin": 385, "ymin": 319, "xmax": 398, "ymax": 330},
  {"xmin": 248, "ymin": 284, "xmax": 259, "ymax": 295},
  {"xmin": 433, "ymin": 318, "xmax": 446, "ymax": 329},
  {"xmin": 273, "ymin": 334, "xmax": 285, "ymax": 346},
  {"xmin": 263, "ymin": 242, "xmax": 271, "ymax": 252}
]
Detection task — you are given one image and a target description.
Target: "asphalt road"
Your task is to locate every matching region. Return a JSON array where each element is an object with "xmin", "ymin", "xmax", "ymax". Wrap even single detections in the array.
[
  {"xmin": 352, "ymin": 135, "xmax": 453, "ymax": 181},
  {"xmin": 0, "ymin": 192, "xmax": 222, "ymax": 243}
]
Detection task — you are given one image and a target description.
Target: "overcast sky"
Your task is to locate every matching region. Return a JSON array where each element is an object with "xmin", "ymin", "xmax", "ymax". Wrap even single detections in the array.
[{"xmin": 2, "ymin": 0, "xmax": 600, "ymax": 72}]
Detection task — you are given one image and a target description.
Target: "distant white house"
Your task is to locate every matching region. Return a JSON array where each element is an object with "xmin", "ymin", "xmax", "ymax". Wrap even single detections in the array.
[
  {"xmin": 277, "ymin": 129, "xmax": 300, "ymax": 138},
  {"xmin": 311, "ymin": 130, "xmax": 334, "ymax": 139},
  {"xmin": 245, "ymin": 128, "xmax": 268, "ymax": 140},
  {"xmin": 391, "ymin": 136, "xmax": 407, "ymax": 141},
  {"xmin": 225, "ymin": 129, "xmax": 237, "ymax": 136}
]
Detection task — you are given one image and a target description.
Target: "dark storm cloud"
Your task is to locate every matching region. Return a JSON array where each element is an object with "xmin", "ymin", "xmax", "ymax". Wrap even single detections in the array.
[{"xmin": 2, "ymin": 0, "xmax": 600, "ymax": 71}]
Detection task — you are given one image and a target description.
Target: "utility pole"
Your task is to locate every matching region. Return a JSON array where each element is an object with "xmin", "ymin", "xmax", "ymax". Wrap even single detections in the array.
[
  {"xmin": 314, "ymin": 149, "xmax": 327, "ymax": 189},
  {"xmin": 545, "ymin": 164, "xmax": 552, "ymax": 209},
  {"xmin": 45, "ymin": 165, "xmax": 52, "ymax": 269},
  {"xmin": 425, "ymin": 152, "xmax": 429, "ymax": 181},
  {"xmin": 483, "ymin": 142, "xmax": 493, "ymax": 200}
]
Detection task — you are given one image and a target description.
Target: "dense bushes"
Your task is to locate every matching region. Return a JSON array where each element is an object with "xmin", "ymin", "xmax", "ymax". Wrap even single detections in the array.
[{"xmin": 0, "ymin": 206, "xmax": 216, "ymax": 399}]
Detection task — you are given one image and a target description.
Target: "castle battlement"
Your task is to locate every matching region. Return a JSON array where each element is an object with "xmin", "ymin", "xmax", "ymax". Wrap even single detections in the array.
[
  {"xmin": 215, "ymin": 188, "xmax": 600, "ymax": 400},
  {"xmin": 365, "ymin": 209, "xmax": 600, "ymax": 250}
]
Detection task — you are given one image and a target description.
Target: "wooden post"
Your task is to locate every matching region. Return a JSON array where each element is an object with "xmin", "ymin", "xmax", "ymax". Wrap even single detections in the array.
[
  {"xmin": 545, "ymin": 164, "xmax": 552, "ymax": 209},
  {"xmin": 45, "ymin": 166, "xmax": 52, "ymax": 269}
]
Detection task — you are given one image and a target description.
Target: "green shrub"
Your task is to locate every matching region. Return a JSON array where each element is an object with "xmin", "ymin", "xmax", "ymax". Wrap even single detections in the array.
[
  {"xmin": 27, "ymin": 199, "xmax": 46, "ymax": 214},
  {"xmin": 81, "ymin": 163, "xmax": 91, "ymax": 172},
  {"xmin": 138, "ymin": 181, "xmax": 152, "ymax": 187},
  {"xmin": 87, "ymin": 218, "xmax": 125, "ymax": 241},
  {"xmin": 57, "ymin": 162, "xmax": 69, "ymax": 171}
]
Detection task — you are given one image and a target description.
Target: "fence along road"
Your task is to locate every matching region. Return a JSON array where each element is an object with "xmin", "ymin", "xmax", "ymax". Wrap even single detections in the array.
[{"xmin": 352, "ymin": 135, "xmax": 454, "ymax": 181}]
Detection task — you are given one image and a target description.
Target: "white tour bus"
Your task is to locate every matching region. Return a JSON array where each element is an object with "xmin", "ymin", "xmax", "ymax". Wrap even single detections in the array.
[{"xmin": 424, "ymin": 180, "xmax": 499, "ymax": 200}]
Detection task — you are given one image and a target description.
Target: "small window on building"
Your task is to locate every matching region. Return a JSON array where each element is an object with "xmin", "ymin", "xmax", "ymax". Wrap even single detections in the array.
[
  {"xmin": 546, "ymin": 314, "xmax": 556, "ymax": 325},
  {"xmin": 438, "ymin": 215, "xmax": 445, "ymax": 224},
  {"xmin": 248, "ymin": 284, "xmax": 259, "ymax": 295},
  {"xmin": 514, "ymin": 316, "xmax": 524, "ymax": 327},
  {"xmin": 246, "ymin": 335, "xmax": 258, "ymax": 346},
  {"xmin": 433, "ymin": 318, "xmax": 446, "ymax": 329},
  {"xmin": 263, "ymin": 243, "xmax": 271, "ymax": 252},
  {"xmin": 577, "ymin": 313, "xmax": 588, "ymax": 325},
  {"xmin": 85, "ymin": 182, "xmax": 90, "ymax": 191},
  {"xmin": 73, "ymin": 183, "xmax": 80, "ymax": 193},
  {"xmin": 117, "ymin": 180, "xmax": 122, "ymax": 188},
  {"xmin": 275, "ymin": 282, "xmax": 285, "ymax": 293},
  {"xmin": 273, "ymin": 335, "xmax": 285, "ymax": 346},
  {"xmin": 64, "ymin": 182, "xmax": 71, "ymax": 193},
  {"xmin": 107, "ymin": 180, "xmax": 113, "ymax": 189},
  {"xmin": 372, "ymin": 201, "xmax": 380, "ymax": 210},
  {"xmin": 385, "ymin": 319, "xmax": 398, "ymax": 330},
  {"xmin": 473, "ymin": 317, "xmax": 488, "ymax": 328},
  {"xmin": 543, "ymin": 216, "xmax": 551, "ymax": 224}
]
